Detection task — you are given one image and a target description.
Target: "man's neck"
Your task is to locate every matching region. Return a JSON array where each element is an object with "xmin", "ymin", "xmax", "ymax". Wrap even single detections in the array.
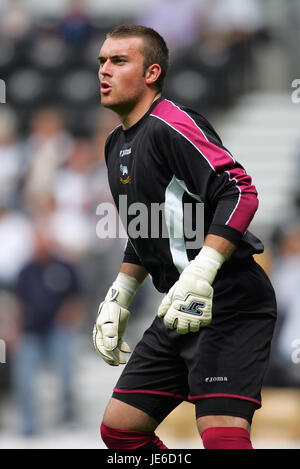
[{"xmin": 120, "ymin": 92, "xmax": 161, "ymax": 130}]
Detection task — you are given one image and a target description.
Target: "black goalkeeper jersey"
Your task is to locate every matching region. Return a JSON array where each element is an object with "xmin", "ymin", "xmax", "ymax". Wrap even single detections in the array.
[{"xmin": 104, "ymin": 97, "xmax": 264, "ymax": 293}]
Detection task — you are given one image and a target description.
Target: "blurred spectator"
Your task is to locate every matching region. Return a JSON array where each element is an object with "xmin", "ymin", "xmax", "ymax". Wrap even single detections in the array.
[
  {"xmin": 53, "ymin": 137, "xmax": 95, "ymax": 213},
  {"xmin": 0, "ymin": 286, "xmax": 20, "ymax": 427},
  {"xmin": 201, "ymin": 0, "xmax": 264, "ymax": 45},
  {"xmin": 0, "ymin": 0, "xmax": 33, "ymax": 44},
  {"xmin": 0, "ymin": 143, "xmax": 34, "ymax": 425},
  {"xmin": 267, "ymin": 223, "xmax": 300, "ymax": 386},
  {"xmin": 49, "ymin": 138, "xmax": 97, "ymax": 260},
  {"xmin": 293, "ymin": 140, "xmax": 300, "ymax": 214},
  {"xmin": 136, "ymin": 0, "xmax": 205, "ymax": 50},
  {"xmin": 11, "ymin": 224, "xmax": 84, "ymax": 436},
  {"xmin": 0, "ymin": 204, "xmax": 34, "ymax": 289},
  {"xmin": 74, "ymin": 109, "xmax": 126, "ymax": 328},
  {"xmin": 199, "ymin": 0, "xmax": 266, "ymax": 92},
  {"xmin": 24, "ymin": 108, "xmax": 73, "ymax": 212},
  {"xmin": 59, "ymin": 0, "xmax": 92, "ymax": 48},
  {"xmin": 163, "ymin": 0, "xmax": 266, "ymax": 110},
  {"xmin": 0, "ymin": 108, "xmax": 27, "ymax": 209}
]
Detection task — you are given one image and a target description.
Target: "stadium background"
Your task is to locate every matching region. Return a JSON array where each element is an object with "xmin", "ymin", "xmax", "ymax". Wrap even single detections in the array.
[{"xmin": 0, "ymin": 0, "xmax": 300, "ymax": 449}]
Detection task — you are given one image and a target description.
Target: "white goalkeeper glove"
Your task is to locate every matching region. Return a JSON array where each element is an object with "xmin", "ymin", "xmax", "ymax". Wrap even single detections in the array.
[
  {"xmin": 93, "ymin": 272, "xmax": 140, "ymax": 366},
  {"xmin": 158, "ymin": 246, "xmax": 225, "ymax": 334}
]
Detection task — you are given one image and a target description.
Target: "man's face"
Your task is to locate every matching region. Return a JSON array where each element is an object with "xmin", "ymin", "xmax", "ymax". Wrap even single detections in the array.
[{"xmin": 98, "ymin": 36, "xmax": 147, "ymax": 113}]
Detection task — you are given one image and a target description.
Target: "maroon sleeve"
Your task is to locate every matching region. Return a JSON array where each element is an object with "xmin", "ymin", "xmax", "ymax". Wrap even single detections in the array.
[{"xmin": 151, "ymin": 100, "xmax": 259, "ymax": 245}]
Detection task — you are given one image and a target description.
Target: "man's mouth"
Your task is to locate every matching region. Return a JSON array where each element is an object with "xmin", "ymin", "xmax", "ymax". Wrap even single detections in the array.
[{"xmin": 101, "ymin": 82, "xmax": 112, "ymax": 94}]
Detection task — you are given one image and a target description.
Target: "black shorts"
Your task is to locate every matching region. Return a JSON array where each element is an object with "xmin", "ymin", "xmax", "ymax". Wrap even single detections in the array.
[{"xmin": 112, "ymin": 258, "xmax": 277, "ymax": 425}]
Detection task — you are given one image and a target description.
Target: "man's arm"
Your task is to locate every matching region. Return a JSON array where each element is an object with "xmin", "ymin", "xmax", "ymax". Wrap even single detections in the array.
[
  {"xmin": 120, "ymin": 234, "xmax": 234, "ymax": 284},
  {"xmin": 152, "ymin": 102, "xmax": 259, "ymax": 248},
  {"xmin": 120, "ymin": 262, "xmax": 148, "ymax": 284},
  {"xmin": 203, "ymin": 234, "xmax": 236, "ymax": 260}
]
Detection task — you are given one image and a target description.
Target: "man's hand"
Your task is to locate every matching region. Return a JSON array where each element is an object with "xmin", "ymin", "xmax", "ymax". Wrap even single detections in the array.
[
  {"xmin": 93, "ymin": 273, "xmax": 140, "ymax": 366},
  {"xmin": 158, "ymin": 246, "xmax": 225, "ymax": 334}
]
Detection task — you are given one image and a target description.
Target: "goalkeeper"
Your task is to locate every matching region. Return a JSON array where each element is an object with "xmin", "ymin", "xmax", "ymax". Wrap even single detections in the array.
[{"xmin": 94, "ymin": 24, "xmax": 277, "ymax": 450}]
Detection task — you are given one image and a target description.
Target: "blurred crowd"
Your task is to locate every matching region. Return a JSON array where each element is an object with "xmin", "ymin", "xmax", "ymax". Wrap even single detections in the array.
[
  {"xmin": 0, "ymin": 0, "xmax": 271, "ymax": 134},
  {"xmin": 0, "ymin": 102, "xmax": 125, "ymax": 435},
  {"xmin": 0, "ymin": 0, "xmax": 299, "ymax": 439}
]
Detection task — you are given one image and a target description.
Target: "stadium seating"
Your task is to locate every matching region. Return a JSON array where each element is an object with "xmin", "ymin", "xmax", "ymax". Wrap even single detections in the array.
[{"xmin": 1, "ymin": 16, "xmax": 259, "ymax": 136}]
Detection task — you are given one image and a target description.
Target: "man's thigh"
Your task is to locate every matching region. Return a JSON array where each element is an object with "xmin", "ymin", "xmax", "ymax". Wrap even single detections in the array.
[
  {"xmin": 103, "ymin": 397, "xmax": 159, "ymax": 431},
  {"xmin": 109, "ymin": 316, "xmax": 190, "ymax": 424}
]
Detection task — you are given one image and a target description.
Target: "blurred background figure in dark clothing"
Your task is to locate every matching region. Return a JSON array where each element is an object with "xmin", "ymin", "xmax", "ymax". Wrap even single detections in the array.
[
  {"xmin": 11, "ymin": 223, "xmax": 85, "ymax": 436},
  {"xmin": 59, "ymin": 0, "xmax": 93, "ymax": 48}
]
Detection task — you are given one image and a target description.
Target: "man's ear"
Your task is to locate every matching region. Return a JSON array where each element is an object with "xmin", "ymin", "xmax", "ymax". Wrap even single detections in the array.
[{"xmin": 145, "ymin": 64, "xmax": 162, "ymax": 87}]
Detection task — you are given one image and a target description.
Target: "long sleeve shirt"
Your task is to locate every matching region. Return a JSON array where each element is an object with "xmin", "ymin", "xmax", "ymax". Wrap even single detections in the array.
[{"xmin": 105, "ymin": 97, "xmax": 263, "ymax": 293}]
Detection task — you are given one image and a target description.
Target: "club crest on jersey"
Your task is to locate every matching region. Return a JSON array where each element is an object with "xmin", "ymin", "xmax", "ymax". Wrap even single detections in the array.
[
  {"xmin": 120, "ymin": 164, "xmax": 131, "ymax": 184},
  {"xmin": 120, "ymin": 148, "xmax": 131, "ymax": 157},
  {"xmin": 180, "ymin": 300, "xmax": 205, "ymax": 316}
]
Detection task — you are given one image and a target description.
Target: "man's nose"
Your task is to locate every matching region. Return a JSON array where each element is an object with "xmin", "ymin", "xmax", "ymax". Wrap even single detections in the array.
[{"xmin": 100, "ymin": 60, "xmax": 112, "ymax": 77}]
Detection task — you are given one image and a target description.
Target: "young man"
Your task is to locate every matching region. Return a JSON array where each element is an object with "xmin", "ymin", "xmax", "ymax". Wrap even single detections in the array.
[{"xmin": 93, "ymin": 24, "xmax": 277, "ymax": 450}]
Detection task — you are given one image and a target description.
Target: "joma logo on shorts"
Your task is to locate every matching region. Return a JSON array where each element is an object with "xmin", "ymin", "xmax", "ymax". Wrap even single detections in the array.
[{"xmin": 205, "ymin": 376, "xmax": 228, "ymax": 383}]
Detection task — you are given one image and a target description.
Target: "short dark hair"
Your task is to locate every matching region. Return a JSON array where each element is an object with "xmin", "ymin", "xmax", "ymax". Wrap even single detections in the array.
[{"xmin": 107, "ymin": 24, "xmax": 169, "ymax": 92}]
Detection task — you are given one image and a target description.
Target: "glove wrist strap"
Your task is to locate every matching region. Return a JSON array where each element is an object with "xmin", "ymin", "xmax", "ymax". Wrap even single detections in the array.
[
  {"xmin": 105, "ymin": 273, "xmax": 140, "ymax": 308},
  {"xmin": 189, "ymin": 246, "xmax": 225, "ymax": 285}
]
